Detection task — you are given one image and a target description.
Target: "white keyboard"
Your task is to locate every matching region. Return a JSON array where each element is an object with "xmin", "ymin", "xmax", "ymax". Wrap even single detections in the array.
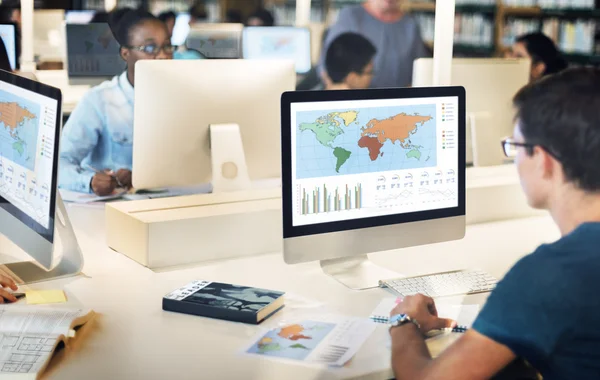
[{"xmin": 379, "ymin": 269, "xmax": 497, "ymax": 298}]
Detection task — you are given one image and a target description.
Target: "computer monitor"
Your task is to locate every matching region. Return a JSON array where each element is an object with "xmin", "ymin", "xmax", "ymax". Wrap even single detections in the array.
[
  {"xmin": 0, "ymin": 23, "xmax": 17, "ymax": 70},
  {"xmin": 186, "ymin": 23, "xmax": 243, "ymax": 59},
  {"xmin": 242, "ymin": 27, "xmax": 311, "ymax": 74},
  {"xmin": 33, "ymin": 10, "xmax": 66, "ymax": 63},
  {"xmin": 65, "ymin": 10, "xmax": 96, "ymax": 24},
  {"xmin": 0, "ymin": 70, "xmax": 82, "ymax": 284},
  {"xmin": 132, "ymin": 60, "xmax": 295, "ymax": 191},
  {"xmin": 65, "ymin": 23, "xmax": 126, "ymax": 86},
  {"xmin": 172, "ymin": 13, "xmax": 191, "ymax": 46},
  {"xmin": 281, "ymin": 87, "xmax": 466, "ymax": 289},
  {"xmin": 412, "ymin": 58, "xmax": 529, "ymax": 167}
]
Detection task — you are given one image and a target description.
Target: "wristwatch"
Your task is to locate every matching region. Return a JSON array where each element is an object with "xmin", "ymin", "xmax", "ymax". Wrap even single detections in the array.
[{"xmin": 389, "ymin": 313, "xmax": 421, "ymax": 331}]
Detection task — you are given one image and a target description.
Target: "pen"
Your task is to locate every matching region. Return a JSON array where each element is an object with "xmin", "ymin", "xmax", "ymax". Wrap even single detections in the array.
[{"xmin": 84, "ymin": 165, "xmax": 123, "ymax": 187}]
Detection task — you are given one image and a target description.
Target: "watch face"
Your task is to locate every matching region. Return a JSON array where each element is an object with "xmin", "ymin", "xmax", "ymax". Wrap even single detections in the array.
[{"xmin": 390, "ymin": 314, "xmax": 408, "ymax": 325}]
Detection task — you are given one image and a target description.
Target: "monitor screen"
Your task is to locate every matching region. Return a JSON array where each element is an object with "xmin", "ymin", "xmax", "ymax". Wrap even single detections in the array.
[
  {"xmin": 289, "ymin": 95, "xmax": 460, "ymax": 228},
  {"xmin": 66, "ymin": 23, "xmax": 126, "ymax": 78},
  {"xmin": 243, "ymin": 27, "xmax": 311, "ymax": 74},
  {"xmin": 0, "ymin": 24, "xmax": 17, "ymax": 70},
  {"xmin": 0, "ymin": 77, "xmax": 59, "ymax": 233},
  {"xmin": 65, "ymin": 10, "xmax": 96, "ymax": 24},
  {"xmin": 172, "ymin": 13, "xmax": 190, "ymax": 46},
  {"xmin": 186, "ymin": 24, "xmax": 242, "ymax": 59}
]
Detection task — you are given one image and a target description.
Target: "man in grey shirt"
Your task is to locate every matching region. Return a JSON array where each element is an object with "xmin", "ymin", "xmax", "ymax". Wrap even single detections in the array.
[{"xmin": 320, "ymin": 0, "xmax": 428, "ymax": 88}]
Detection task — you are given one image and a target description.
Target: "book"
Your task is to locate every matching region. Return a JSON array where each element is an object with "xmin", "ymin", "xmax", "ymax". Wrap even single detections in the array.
[
  {"xmin": 0, "ymin": 306, "xmax": 95, "ymax": 379},
  {"xmin": 162, "ymin": 280, "xmax": 285, "ymax": 324}
]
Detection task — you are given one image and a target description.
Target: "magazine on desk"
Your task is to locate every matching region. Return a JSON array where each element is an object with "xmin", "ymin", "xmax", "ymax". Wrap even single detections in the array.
[{"xmin": 0, "ymin": 306, "xmax": 95, "ymax": 379}]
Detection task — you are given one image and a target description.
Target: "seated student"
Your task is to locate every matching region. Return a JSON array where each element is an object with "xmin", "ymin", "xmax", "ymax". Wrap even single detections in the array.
[
  {"xmin": 246, "ymin": 8, "xmax": 275, "ymax": 27},
  {"xmin": 507, "ymin": 32, "xmax": 568, "ymax": 82},
  {"xmin": 59, "ymin": 8, "xmax": 173, "ymax": 196},
  {"xmin": 387, "ymin": 68, "xmax": 600, "ymax": 379},
  {"xmin": 323, "ymin": 32, "xmax": 376, "ymax": 90}
]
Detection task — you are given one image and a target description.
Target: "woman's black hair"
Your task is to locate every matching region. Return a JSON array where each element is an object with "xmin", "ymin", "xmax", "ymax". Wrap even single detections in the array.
[
  {"xmin": 516, "ymin": 32, "xmax": 568, "ymax": 76},
  {"xmin": 158, "ymin": 10, "xmax": 176, "ymax": 23},
  {"xmin": 0, "ymin": 37, "xmax": 12, "ymax": 72},
  {"xmin": 108, "ymin": 8, "xmax": 159, "ymax": 46},
  {"xmin": 90, "ymin": 11, "xmax": 110, "ymax": 23}
]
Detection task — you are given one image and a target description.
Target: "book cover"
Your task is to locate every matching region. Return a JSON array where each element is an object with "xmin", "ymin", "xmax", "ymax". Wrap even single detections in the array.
[{"xmin": 162, "ymin": 280, "xmax": 285, "ymax": 324}]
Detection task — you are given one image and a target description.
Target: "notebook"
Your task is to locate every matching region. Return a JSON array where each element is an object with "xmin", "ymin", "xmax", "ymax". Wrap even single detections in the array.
[{"xmin": 370, "ymin": 298, "xmax": 479, "ymax": 333}]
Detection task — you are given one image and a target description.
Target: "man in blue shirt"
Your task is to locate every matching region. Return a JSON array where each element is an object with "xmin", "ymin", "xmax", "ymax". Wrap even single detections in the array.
[{"xmin": 388, "ymin": 68, "xmax": 600, "ymax": 379}]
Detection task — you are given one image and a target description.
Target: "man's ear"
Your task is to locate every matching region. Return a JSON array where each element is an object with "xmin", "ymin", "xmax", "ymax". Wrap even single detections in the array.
[
  {"xmin": 536, "ymin": 146, "xmax": 556, "ymax": 180},
  {"xmin": 531, "ymin": 62, "xmax": 546, "ymax": 80}
]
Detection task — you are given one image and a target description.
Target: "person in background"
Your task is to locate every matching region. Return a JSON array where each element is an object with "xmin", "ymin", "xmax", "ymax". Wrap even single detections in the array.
[
  {"xmin": 296, "ymin": 28, "xmax": 330, "ymax": 91},
  {"xmin": 225, "ymin": 9, "xmax": 242, "ymax": 24},
  {"xmin": 387, "ymin": 68, "xmax": 600, "ymax": 379},
  {"xmin": 246, "ymin": 8, "xmax": 274, "ymax": 27},
  {"xmin": 508, "ymin": 32, "xmax": 568, "ymax": 82},
  {"xmin": 0, "ymin": 4, "xmax": 20, "ymax": 66},
  {"xmin": 188, "ymin": 1, "xmax": 208, "ymax": 25},
  {"xmin": 320, "ymin": 0, "xmax": 427, "ymax": 88},
  {"xmin": 323, "ymin": 32, "xmax": 376, "ymax": 90},
  {"xmin": 158, "ymin": 10, "xmax": 177, "ymax": 37},
  {"xmin": 59, "ymin": 8, "xmax": 173, "ymax": 196},
  {"xmin": 90, "ymin": 11, "xmax": 110, "ymax": 23}
]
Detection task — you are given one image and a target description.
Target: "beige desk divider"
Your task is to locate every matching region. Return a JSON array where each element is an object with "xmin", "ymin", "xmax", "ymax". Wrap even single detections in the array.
[{"xmin": 105, "ymin": 188, "xmax": 282, "ymax": 269}]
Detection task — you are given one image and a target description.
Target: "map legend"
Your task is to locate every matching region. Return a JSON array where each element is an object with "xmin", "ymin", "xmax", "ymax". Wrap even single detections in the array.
[
  {"xmin": 441, "ymin": 103, "xmax": 456, "ymax": 123},
  {"xmin": 441, "ymin": 130, "xmax": 456, "ymax": 150},
  {"xmin": 39, "ymin": 135, "xmax": 54, "ymax": 160}
]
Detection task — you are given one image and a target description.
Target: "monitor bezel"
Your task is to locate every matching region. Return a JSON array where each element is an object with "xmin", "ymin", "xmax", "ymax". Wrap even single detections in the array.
[
  {"xmin": 281, "ymin": 86, "xmax": 466, "ymax": 239},
  {"xmin": 0, "ymin": 69, "xmax": 62, "ymax": 242},
  {"xmin": 0, "ymin": 23, "xmax": 18, "ymax": 71},
  {"xmin": 242, "ymin": 26, "xmax": 312, "ymax": 75}
]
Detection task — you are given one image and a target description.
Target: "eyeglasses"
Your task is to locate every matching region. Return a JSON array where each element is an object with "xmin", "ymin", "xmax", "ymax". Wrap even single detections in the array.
[
  {"xmin": 501, "ymin": 137, "xmax": 561, "ymax": 160},
  {"xmin": 124, "ymin": 44, "xmax": 176, "ymax": 56},
  {"xmin": 501, "ymin": 137, "xmax": 535, "ymax": 158}
]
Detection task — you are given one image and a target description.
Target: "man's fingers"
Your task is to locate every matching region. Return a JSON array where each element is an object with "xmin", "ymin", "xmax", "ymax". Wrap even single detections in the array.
[
  {"xmin": 0, "ymin": 289, "xmax": 17, "ymax": 303},
  {"xmin": 0, "ymin": 277, "xmax": 17, "ymax": 291}
]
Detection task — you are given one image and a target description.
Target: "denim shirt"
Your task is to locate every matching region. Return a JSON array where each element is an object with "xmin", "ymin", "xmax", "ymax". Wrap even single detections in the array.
[{"xmin": 59, "ymin": 72, "xmax": 134, "ymax": 193}]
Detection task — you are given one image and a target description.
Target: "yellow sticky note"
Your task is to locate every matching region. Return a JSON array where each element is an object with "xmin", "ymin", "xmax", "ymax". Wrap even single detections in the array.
[{"xmin": 25, "ymin": 290, "xmax": 67, "ymax": 305}]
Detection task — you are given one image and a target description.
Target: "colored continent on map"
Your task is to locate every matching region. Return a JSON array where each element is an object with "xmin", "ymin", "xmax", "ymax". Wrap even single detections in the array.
[
  {"xmin": 0, "ymin": 102, "xmax": 36, "ymax": 136},
  {"xmin": 278, "ymin": 324, "xmax": 312, "ymax": 341},
  {"xmin": 360, "ymin": 113, "xmax": 432, "ymax": 162}
]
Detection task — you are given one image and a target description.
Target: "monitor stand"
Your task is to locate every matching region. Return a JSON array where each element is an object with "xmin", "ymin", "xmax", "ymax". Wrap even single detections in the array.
[
  {"xmin": 0, "ymin": 194, "xmax": 84, "ymax": 284},
  {"xmin": 209, "ymin": 123, "xmax": 252, "ymax": 193},
  {"xmin": 320, "ymin": 255, "xmax": 401, "ymax": 290}
]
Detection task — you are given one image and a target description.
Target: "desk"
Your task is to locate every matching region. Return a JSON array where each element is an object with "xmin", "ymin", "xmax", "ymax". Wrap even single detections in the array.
[
  {"xmin": 35, "ymin": 70, "xmax": 91, "ymax": 115},
  {"xmin": 9, "ymin": 205, "xmax": 559, "ymax": 379}
]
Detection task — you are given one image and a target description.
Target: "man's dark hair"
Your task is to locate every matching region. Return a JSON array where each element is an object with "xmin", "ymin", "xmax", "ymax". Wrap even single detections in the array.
[
  {"xmin": 247, "ymin": 8, "xmax": 274, "ymax": 26},
  {"xmin": 516, "ymin": 33, "xmax": 568, "ymax": 76},
  {"xmin": 158, "ymin": 10, "xmax": 177, "ymax": 23},
  {"xmin": 513, "ymin": 67, "xmax": 600, "ymax": 191},
  {"xmin": 325, "ymin": 32, "xmax": 376, "ymax": 84}
]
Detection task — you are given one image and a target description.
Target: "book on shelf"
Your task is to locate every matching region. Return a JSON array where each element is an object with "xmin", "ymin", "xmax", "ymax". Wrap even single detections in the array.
[{"xmin": 0, "ymin": 306, "xmax": 95, "ymax": 379}]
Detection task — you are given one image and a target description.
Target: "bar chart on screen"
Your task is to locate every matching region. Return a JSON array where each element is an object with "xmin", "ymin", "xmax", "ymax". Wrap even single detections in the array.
[{"xmin": 298, "ymin": 183, "xmax": 363, "ymax": 215}]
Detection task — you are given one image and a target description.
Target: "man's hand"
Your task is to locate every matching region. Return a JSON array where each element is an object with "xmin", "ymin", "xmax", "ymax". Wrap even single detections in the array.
[
  {"xmin": 390, "ymin": 294, "xmax": 456, "ymax": 333},
  {"xmin": 0, "ymin": 274, "xmax": 18, "ymax": 303},
  {"xmin": 91, "ymin": 171, "xmax": 117, "ymax": 196},
  {"xmin": 115, "ymin": 169, "xmax": 132, "ymax": 189}
]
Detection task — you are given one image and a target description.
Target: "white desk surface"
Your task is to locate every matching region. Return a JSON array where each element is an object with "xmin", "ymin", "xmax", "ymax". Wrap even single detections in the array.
[{"xmin": 4, "ymin": 204, "xmax": 558, "ymax": 380}]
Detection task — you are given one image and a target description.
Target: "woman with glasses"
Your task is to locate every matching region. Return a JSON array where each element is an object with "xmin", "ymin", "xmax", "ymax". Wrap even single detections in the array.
[{"xmin": 59, "ymin": 8, "xmax": 174, "ymax": 196}]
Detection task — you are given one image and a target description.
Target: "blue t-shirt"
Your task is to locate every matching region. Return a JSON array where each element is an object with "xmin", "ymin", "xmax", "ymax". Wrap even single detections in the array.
[{"xmin": 473, "ymin": 223, "xmax": 600, "ymax": 380}]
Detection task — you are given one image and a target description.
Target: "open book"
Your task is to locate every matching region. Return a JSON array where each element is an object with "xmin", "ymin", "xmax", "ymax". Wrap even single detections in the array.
[{"xmin": 0, "ymin": 306, "xmax": 95, "ymax": 379}]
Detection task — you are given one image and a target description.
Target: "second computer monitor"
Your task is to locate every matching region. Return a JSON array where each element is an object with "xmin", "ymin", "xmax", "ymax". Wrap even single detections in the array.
[
  {"xmin": 186, "ymin": 23, "xmax": 243, "ymax": 59},
  {"xmin": 0, "ymin": 23, "xmax": 17, "ymax": 70},
  {"xmin": 65, "ymin": 23, "xmax": 126, "ymax": 86},
  {"xmin": 281, "ymin": 87, "xmax": 466, "ymax": 289},
  {"xmin": 132, "ymin": 60, "xmax": 296, "ymax": 190},
  {"xmin": 243, "ymin": 26, "xmax": 311, "ymax": 74}
]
